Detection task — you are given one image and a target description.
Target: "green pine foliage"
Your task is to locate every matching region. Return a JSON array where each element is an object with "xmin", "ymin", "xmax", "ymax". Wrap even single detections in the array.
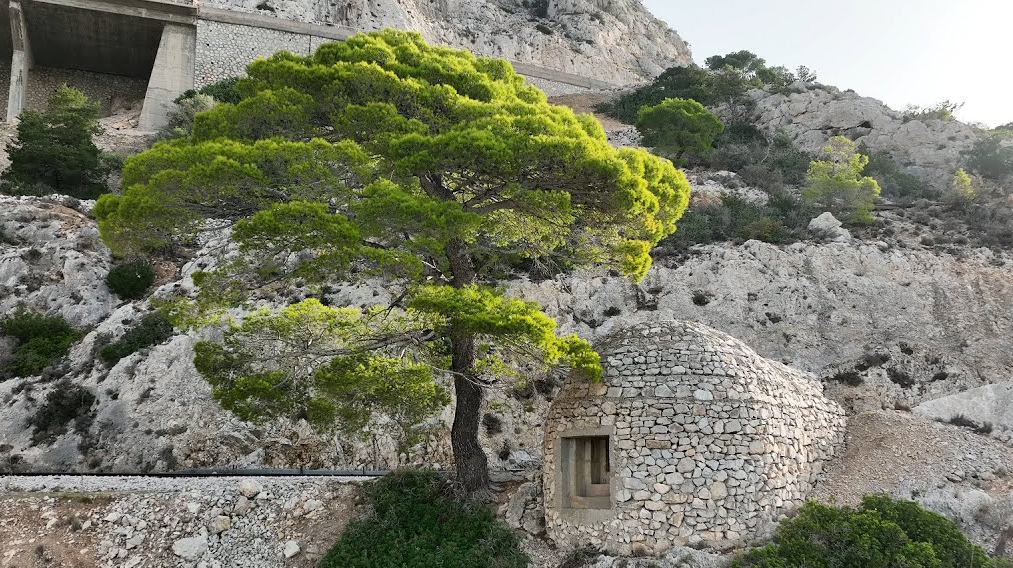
[
  {"xmin": 636, "ymin": 98, "xmax": 724, "ymax": 163},
  {"xmin": 105, "ymin": 261, "xmax": 156, "ymax": 300},
  {"xmin": 803, "ymin": 136, "xmax": 881, "ymax": 224},
  {"xmin": 94, "ymin": 30, "xmax": 691, "ymax": 490},
  {"xmin": 1, "ymin": 85, "xmax": 112, "ymax": 199},
  {"xmin": 0, "ymin": 309, "xmax": 81, "ymax": 379},
  {"xmin": 99, "ymin": 312, "xmax": 174, "ymax": 365},
  {"xmin": 734, "ymin": 496, "xmax": 1002, "ymax": 568},
  {"xmin": 319, "ymin": 470, "xmax": 528, "ymax": 568}
]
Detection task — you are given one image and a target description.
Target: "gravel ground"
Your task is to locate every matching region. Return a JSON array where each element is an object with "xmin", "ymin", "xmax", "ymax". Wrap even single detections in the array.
[{"xmin": 1, "ymin": 474, "xmax": 373, "ymax": 494}]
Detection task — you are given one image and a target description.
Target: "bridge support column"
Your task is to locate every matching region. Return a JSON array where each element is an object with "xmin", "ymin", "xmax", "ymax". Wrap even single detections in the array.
[
  {"xmin": 139, "ymin": 23, "xmax": 196, "ymax": 131},
  {"xmin": 7, "ymin": 0, "xmax": 32, "ymax": 122}
]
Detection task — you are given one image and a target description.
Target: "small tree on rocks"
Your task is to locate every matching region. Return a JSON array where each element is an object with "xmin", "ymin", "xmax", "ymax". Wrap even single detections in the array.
[
  {"xmin": 2, "ymin": 85, "xmax": 112, "ymax": 199},
  {"xmin": 636, "ymin": 98, "xmax": 724, "ymax": 164},
  {"xmin": 803, "ymin": 136, "xmax": 881, "ymax": 224}
]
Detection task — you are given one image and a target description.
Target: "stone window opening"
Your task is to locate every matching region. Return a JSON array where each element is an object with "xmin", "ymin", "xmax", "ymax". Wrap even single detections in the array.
[{"xmin": 562, "ymin": 435, "xmax": 611, "ymax": 509}]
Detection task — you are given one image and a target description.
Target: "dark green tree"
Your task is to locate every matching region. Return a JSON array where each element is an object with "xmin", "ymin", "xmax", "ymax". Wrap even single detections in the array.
[
  {"xmin": 636, "ymin": 98, "xmax": 724, "ymax": 163},
  {"xmin": 705, "ymin": 50, "xmax": 767, "ymax": 75},
  {"xmin": 2, "ymin": 85, "xmax": 112, "ymax": 199},
  {"xmin": 95, "ymin": 30, "xmax": 690, "ymax": 491}
]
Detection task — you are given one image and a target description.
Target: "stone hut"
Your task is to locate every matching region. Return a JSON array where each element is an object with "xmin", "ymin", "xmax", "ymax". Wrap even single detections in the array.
[{"xmin": 542, "ymin": 321, "xmax": 846, "ymax": 554}]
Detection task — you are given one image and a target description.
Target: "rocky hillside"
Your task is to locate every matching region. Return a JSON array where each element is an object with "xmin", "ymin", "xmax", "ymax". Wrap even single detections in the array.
[
  {"xmin": 201, "ymin": 0, "xmax": 693, "ymax": 84},
  {"xmin": 747, "ymin": 84, "xmax": 978, "ymax": 188}
]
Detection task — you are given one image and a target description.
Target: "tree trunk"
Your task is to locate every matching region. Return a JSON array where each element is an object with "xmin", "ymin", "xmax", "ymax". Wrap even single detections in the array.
[
  {"xmin": 450, "ymin": 331, "xmax": 489, "ymax": 493},
  {"xmin": 422, "ymin": 175, "xmax": 491, "ymax": 493}
]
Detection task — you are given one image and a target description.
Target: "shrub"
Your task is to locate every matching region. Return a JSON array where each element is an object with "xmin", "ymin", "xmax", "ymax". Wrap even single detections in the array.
[
  {"xmin": 596, "ymin": 64, "xmax": 723, "ymax": 123},
  {"xmin": 663, "ymin": 193, "xmax": 812, "ymax": 250},
  {"xmin": 105, "ymin": 261, "xmax": 156, "ymax": 300},
  {"xmin": 946, "ymin": 168, "xmax": 977, "ymax": 206},
  {"xmin": 27, "ymin": 380, "xmax": 95, "ymax": 443},
  {"xmin": 861, "ymin": 145, "xmax": 931, "ymax": 199},
  {"xmin": 803, "ymin": 136, "xmax": 881, "ymax": 224},
  {"xmin": 964, "ymin": 130, "xmax": 1013, "ymax": 181},
  {"xmin": 903, "ymin": 100, "xmax": 963, "ymax": 122},
  {"xmin": 1, "ymin": 85, "xmax": 112, "ymax": 199},
  {"xmin": 734, "ymin": 496, "xmax": 999, "ymax": 568},
  {"xmin": 636, "ymin": 98, "xmax": 724, "ymax": 163},
  {"xmin": 160, "ymin": 93, "xmax": 216, "ymax": 140},
  {"xmin": 176, "ymin": 77, "xmax": 246, "ymax": 106},
  {"xmin": 0, "ymin": 309, "xmax": 81, "ymax": 379},
  {"xmin": 319, "ymin": 470, "xmax": 528, "ymax": 568},
  {"xmin": 99, "ymin": 312, "xmax": 174, "ymax": 365}
]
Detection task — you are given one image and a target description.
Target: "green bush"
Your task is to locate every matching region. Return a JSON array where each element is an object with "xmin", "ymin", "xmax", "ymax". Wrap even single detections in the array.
[
  {"xmin": 28, "ymin": 380, "xmax": 95, "ymax": 443},
  {"xmin": 598, "ymin": 54, "xmax": 816, "ymax": 125},
  {"xmin": 319, "ymin": 470, "xmax": 528, "ymax": 568},
  {"xmin": 663, "ymin": 193, "xmax": 812, "ymax": 249},
  {"xmin": 596, "ymin": 64, "xmax": 723, "ymax": 123},
  {"xmin": 1, "ymin": 85, "xmax": 112, "ymax": 199},
  {"xmin": 636, "ymin": 98, "xmax": 724, "ymax": 163},
  {"xmin": 100, "ymin": 312, "xmax": 174, "ymax": 365},
  {"xmin": 175, "ymin": 77, "xmax": 246, "ymax": 106},
  {"xmin": 106, "ymin": 261, "xmax": 156, "ymax": 300},
  {"xmin": 0, "ymin": 309, "xmax": 81, "ymax": 379},
  {"xmin": 708, "ymin": 129, "xmax": 812, "ymax": 186},
  {"xmin": 861, "ymin": 144, "xmax": 932, "ymax": 199},
  {"xmin": 734, "ymin": 496, "xmax": 999, "ymax": 568},
  {"xmin": 964, "ymin": 130, "xmax": 1013, "ymax": 181}
]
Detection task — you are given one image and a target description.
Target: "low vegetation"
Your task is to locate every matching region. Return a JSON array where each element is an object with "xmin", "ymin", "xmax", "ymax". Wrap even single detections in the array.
[
  {"xmin": 319, "ymin": 470, "xmax": 528, "ymax": 568},
  {"xmin": 28, "ymin": 380, "xmax": 96, "ymax": 444},
  {"xmin": 597, "ymin": 50, "xmax": 816, "ymax": 124},
  {"xmin": 105, "ymin": 260, "xmax": 156, "ymax": 300},
  {"xmin": 734, "ymin": 495, "xmax": 1006, "ymax": 568},
  {"xmin": 0, "ymin": 309, "xmax": 81, "ymax": 379},
  {"xmin": 964, "ymin": 129, "xmax": 1013, "ymax": 182},
  {"xmin": 0, "ymin": 85, "xmax": 116, "ymax": 199},
  {"xmin": 662, "ymin": 192, "xmax": 813, "ymax": 250},
  {"xmin": 99, "ymin": 312, "xmax": 174, "ymax": 365}
]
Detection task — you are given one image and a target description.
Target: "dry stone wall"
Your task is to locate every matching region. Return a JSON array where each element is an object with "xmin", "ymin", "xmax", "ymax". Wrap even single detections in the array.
[{"xmin": 542, "ymin": 321, "xmax": 846, "ymax": 555}]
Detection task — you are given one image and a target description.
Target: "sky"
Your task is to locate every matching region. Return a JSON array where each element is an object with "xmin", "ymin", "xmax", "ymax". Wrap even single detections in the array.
[{"xmin": 641, "ymin": 0, "xmax": 1011, "ymax": 127}]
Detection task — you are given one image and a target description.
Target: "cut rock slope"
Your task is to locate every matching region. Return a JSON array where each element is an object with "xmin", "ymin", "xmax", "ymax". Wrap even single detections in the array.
[{"xmin": 201, "ymin": 0, "xmax": 693, "ymax": 84}]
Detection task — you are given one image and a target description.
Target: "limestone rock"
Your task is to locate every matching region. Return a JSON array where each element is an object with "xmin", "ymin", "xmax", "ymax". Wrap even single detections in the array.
[
  {"xmin": 283, "ymin": 540, "xmax": 300, "ymax": 558},
  {"xmin": 741, "ymin": 85, "xmax": 978, "ymax": 189},
  {"xmin": 808, "ymin": 212, "xmax": 851, "ymax": 241},
  {"xmin": 172, "ymin": 536, "xmax": 208, "ymax": 560},
  {"xmin": 238, "ymin": 480, "xmax": 263, "ymax": 498},
  {"xmin": 198, "ymin": 0, "xmax": 692, "ymax": 87}
]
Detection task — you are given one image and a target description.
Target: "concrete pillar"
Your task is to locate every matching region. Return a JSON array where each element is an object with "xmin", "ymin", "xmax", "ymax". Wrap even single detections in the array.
[
  {"xmin": 7, "ymin": 0, "xmax": 32, "ymax": 122},
  {"xmin": 138, "ymin": 23, "xmax": 196, "ymax": 131}
]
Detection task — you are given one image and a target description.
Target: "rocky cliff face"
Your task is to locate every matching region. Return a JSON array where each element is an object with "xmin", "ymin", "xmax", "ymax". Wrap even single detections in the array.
[
  {"xmin": 746, "ymin": 85, "xmax": 978, "ymax": 188},
  {"xmin": 5, "ymin": 183, "xmax": 1013, "ymax": 475},
  {"xmin": 202, "ymin": 0, "xmax": 692, "ymax": 84}
]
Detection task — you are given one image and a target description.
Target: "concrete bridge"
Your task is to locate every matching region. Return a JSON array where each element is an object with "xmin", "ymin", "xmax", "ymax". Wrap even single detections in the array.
[{"xmin": 2, "ymin": 0, "xmax": 618, "ymax": 130}]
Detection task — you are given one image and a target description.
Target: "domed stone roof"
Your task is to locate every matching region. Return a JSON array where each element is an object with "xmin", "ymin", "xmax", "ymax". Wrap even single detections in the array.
[{"xmin": 542, "ymin": 321, "xmax": 845, "ymax": 555}]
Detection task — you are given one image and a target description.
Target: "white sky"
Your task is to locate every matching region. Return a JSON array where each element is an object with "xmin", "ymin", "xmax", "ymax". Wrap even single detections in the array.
[{"xmin": 641, "ymin": 0, "xmax": 1011, "ymax": 127}]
